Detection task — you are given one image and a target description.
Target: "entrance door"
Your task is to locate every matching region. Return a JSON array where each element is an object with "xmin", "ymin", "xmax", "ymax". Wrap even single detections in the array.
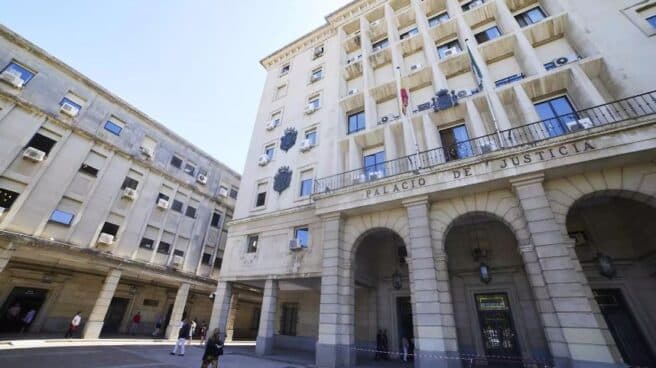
[
  {"xmin": 101, "ymin": 297, "xmax": 129, "ymax": 335},
  {"xmin": 396, "ymin": 297, "xmax": 414, "ymax": 356},
  {"xmin": 594, "ymin": 289, "xmax": 656, "ymax": 367},
  {"xmin": 475, "ymin": 293, "xmax": 522, "ymax": 367},
  {"xmin": 0, "ymin": 287, "xmax": 48, "ymax": 333}
]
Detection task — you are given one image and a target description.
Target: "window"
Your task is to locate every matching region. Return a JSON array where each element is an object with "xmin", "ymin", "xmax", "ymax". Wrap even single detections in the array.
[
  {"xmin": 170, "ymin": 155, "xmax": 182, "ymax": 169},
  {"xmin": 274, "ymin": 84, "xmax": 288, "ymax": 99},
  {"xmin": 440, "ymin": 124, "xmax": 473, "ymax": 161},
  {"xmin": 474, "ymin": 26, "xmax": 502, "ymax": 44},
  {"xmin": 1, "ymin": 61, "xmax": 35, "ymax": 85},
  {"xmin": 173, "ymin": 249, "xmax": 184, "ymax": 257},
  {"xmin": 185, "ymin": 205, "xmax": 197, "ymax": 218},
  {"xmin": 495, "ymin": 73, "xmax": 525, "ymax": 87},
  {"xmin": 121, "ymin": 177, "xmax": 139, "ymax": 190},
  {"xmin": 104, "ymin": 121, "xmax": 123, "ymax": 136},
  {"xmin": 157, "ymin": 193, "xmax": 170, "ymax": 203},
  {"xmin": 143, "ymin": 299, "xmax": 159, "ymax": 307},
  {"xmin": 229, "ymin": 187, "xmax": 239, "ymax": 199},
  {"xmin": 100, "ymin": 222, "xmax": 119, "ymax": 236},
  {"xmin": 255, "ymin": 183, "xmax": 267, "ymax": 207},
  {"xmin": 265, "ymin": 144, "xmax": 275, "ymax": 160},
  {"xmin": 0, "ymin": 188, "xmax": 20, "ymax": 212},
  {"xmin": 183, "ymin": 163, "xmax": 196, "ymax": 176},
  {"xmin": 246, "ymin": 235, "xmax": 258, "ymax": 253},
  {"xmin": 515, "ymin": 7, "xmax": 547, "ymax": 27},
  {"xmin": 214, "ymin": 257, "xmax": 223, "ymax": 269},
  {"xmin": 534, "ymin": 96, "xmax": 577, "ymax": 138},
  {"xmin": 308, "ymin": 96, "xmax": 321, "ymax": 109},
  {"xmin": 202, "ymin": 253, "xmax": 212, "ymax": 265},
  {"xmin": 311, "ymin": 67, "xmax": 323, "ymax": 82},
  {"xmin": 26, "ymin": 133, "xmax": 57, "ymax": 155},
  {"xmin": 171, "ymin": 200, "xmax": 184, "ymax": 213},
  {"xmin": 399, "ymin": 28, "xmax": 419, "ymax": 40},
  {"xmin": 313, "ymin": 45, "xmax": 325, "ymax": 59},
  {"xmin": 437, "ymin": 40, "xmax": 461, "ymax": 59},
  {"xmin": 270, "ymin": 112, "xmax": 282, "ymax": 126},
  {"xmin": 60, "ymin": 97, "xmax": 82, "ymax": 111},
  {"xmin": 648, "ymin": 15, "xmax": 656, "ymax": 28},
  {"xmin": 295, "ymin": 227, "xmax": 309, "ymax": 248},
  {"xmin": 280, "ymin": 303, "xmax": 298, "ymax": 336},
  {"xmin": 79, "ymin": 163, "xmax": 99, "ymax": 177},
  {"xmin": 428, "ymin": 12, "xmax": 450, "ymax": 27},
  {"xmin": 363, "ymin": 150, "xmax": 386, "ymax": 177},
  {"xmin": 157, "ymin": 241, "xmax": 171, "ymax": 254},
  {"xmin": 49, "ymin": 209, "xmax": 74, "ymax": 226},
  {"xmin": 305, "ymin": 130, "xmax": 317, "ymax": 146},
  {"xmin": 348, "ymin": 110, "xmax": 366, "ymax": 134},
  {"xmin": 139, "ymin": 237, "xmax": 154, "ymax": 250},
  {"xmin": 300, "ymin": 178, "xmax": 313, "ymax": 197},
  {"xmin": 280, "ymin": 63, "xmax": 290, "ymax": 76},
  {"xmin": 372, "ymin": 38, "xmax": 389, "ymax": 51},
  {"xmin": 462, "ymin": 0, "xmax": 484, "ymax": 11},
  {"xmin": 211, "ymin": 212, "xmax": 222, "ymax": 228}
]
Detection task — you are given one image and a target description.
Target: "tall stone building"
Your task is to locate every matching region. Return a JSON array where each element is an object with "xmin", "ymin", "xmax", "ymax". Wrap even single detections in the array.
[
  {"xmin": 211, "ymin": 0, "xmax": 656, "ymax": 367},
  {"xmin": 0, "ymin": 25, "xmax": 240, "ymax": 339}
]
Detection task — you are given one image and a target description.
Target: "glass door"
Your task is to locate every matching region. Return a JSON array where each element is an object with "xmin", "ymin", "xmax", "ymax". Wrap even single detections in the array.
[
  {"xmin": 534, "ymin": 96, "xmax": 577, "ymax": 137},
  {"xmin": 440, "ymin": 124, "xmax": 473, "ymax": 161},
  {"xmin": 475, "ymin": 293, "xmax": 522, "ymax": 367}
]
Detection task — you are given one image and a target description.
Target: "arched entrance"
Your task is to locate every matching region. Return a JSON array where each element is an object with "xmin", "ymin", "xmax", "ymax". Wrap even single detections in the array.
[
  {"xmin": 445, "ymin": 212, "xmax": 551, "ymax": 367},
  {"xmin": 566, "ymin": 194, "xmax": 656, "ymax": 367},
  {"xmin": 353, "ymin": 228, "xmax": 411, "ymax": 366}
]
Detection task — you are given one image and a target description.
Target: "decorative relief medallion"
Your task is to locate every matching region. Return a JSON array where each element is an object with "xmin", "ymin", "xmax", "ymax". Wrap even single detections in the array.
[
  {"xmin": 274, "ymin": 166, "xmax": 292, "ymax": 194},
  {"xmin": 280, "ymin": 127, "xmax": 298, "ymax": 152}
]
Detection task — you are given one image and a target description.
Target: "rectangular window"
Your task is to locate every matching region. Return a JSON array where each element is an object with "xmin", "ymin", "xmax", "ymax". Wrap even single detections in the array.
[
  {"xmin": 399, "ymin": 28, "xmax": 419, "ymax": 40},
  {"xmin": 534, "ymin": 96, "xmax": 577, "ymax": 138},
  {"xmin": 474, "ymin": 26, "xmax": 502, "ymax": 44},
  {"xmin": 495, "ymin": 73, "xmax": 525, "ymax": 87},
  {"xmin": 462, "ymin": 0, "xmax": 484, "ymax": 11},
  {"xmin": 265, "ymin": 144, "xmax": 275, "ymax": 160},
  {"xmin": 1, "ymin": 61, "xmax": 36, "ymax": 85},
  {"xmin": 440, "ymin": 124, "xmax": 473, "ymax": 161},
  {"xmin": 171, "ymin": 199, "xmax": 184, "ymax": 213},
  {"xmin": 100, "ymin": 222, "xmax": 119, "ymax": 236},
  {"xmin": 183, "ymin": 163, "xmax": 196, "ymax": 176},
  {"xmin": 280, "ymin": 303, "xmax": 298, "ymax": 336},
  {"xmin": 311, "ymin": 67, "xmax": 323, "ymax": 82},
  {"xmin": 214, "ymin": 257, "xmax": 223, "ymax": 269},
  {"xmin": 79, "ymin": 163, "xmax": 99, "ymax": 177},
  {"xmin": 121, "ymin": 177, "xmax": 139, "ymax": 190},
  {"xmin": 211, "ymin": 212, "xmax": 222, "ymax": 227},
  {"xmin": 60, "ymin": 97, "xmax": 82, "ymax": 111},
  {"xmin": 300, "ymin": 178, "xmax": 313, "ymax": 197},
  {"xmin": 437, "ymin": 40, "xmax": 461, "ymax": 59},
  {"xmin": 255, "ymin": 183, "xmax": 267, "ymax": 207},
  {"xmin": 648, "ymin": 15, "xmax": 656, "ymax": 28},
  {"xmin": 308, "ymin": 96, "xmax": 321, "ymax": 109},
  {"xmin": 201, "ymin": 253, "xmax": 212, "ymax": 265},
  {"xmin": 295, "ymin": 227, "xmax": 309, "ymax": 248},
  {"xmin": 428, "ymin": 12, "xmax": 450, "ymax": 27},
  {"xmin": 185, "ymin": 205, "xmax": 197, "ymax": 218},
  {"xmin": 305, "ymin": 130, "xmax": 317, "ymax": 145},
  {"xmin": 348, "ymin": 111, "xmax": 366, "ymax": 134},
  {"xmin": 26, "ymin": 133, "xmax": 57, "ymax": 155},
  {"xmin": 229, "ymin": 187, "xmax": 238, "ymax": 199},
  {"xmin": 49, "ymin": 209, "xmax": 75, "ymax": 226},
  {"xmin": 103, "ymin": 121, "xmax": 123, "ymax": 136},
  {"xmin": 280, "ymin": 64, "xmax": 290, "ymax": 76},
  {"xmin": 246, "ymin": 235, "xmax": 258, "ymax": 253},
  {"xmin": 363, "ymin": 151, "xmax": 386, "ymax": 177},
  {"xmin": 157, "ymin": 241, "xmax": 171, "ymax": 254},
  {"xmin": 0, "ymin": 188, "xmax": 20, "ymax": 211},
  {"xmin": 173, "ymin": 249, "xmax": 184, "ymax": 257},
  {"xmin": 372, "ymin": 38, "xmax": 389, "ymax": 51},
  {"xmin": 139, "ymin": 237, "xmax": 154, "ymax": 250},
  {"xmin": 515, "ymin": 7, "xmax": 547, "ymax": 27},
  {"xmin": 157, "ymin": 193, "xmax": 170, "ymax": 202},
  {"xmin": 274, "ymin": 84, "xmax": 288, "ymax": 99},
  {"xmin": 170, "ymin": 155, "xmax": 182, "ymax": 169}
]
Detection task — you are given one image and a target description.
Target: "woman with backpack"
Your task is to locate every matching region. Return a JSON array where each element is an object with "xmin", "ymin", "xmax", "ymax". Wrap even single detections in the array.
[{"xmin": 201, "ymin": 328, "xmax": 224, "ymax": 368}]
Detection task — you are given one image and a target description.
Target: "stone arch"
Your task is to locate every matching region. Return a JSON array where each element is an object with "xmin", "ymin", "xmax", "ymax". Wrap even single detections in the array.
[{"xmin": 343, "ymin": 208, "xmax": 410, "ymax": 261}]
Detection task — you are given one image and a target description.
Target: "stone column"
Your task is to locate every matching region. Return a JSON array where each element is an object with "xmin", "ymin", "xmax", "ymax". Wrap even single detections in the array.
[
  {"xmin": 402, "ymin": 196, "xmax": 458, "ymax": 368},
  {"xmin": 316, "ymin": 214, "xmax": 355, "ymax": 368},
  {"xmin": 82, "ymin": 269, "xmax": 121, "ymax": 339},
  {"xmin": 511, "ymin": 174, "xmax": 621, "ymax": 368},
  {"xmin": 224, "ymin": 292, "xmax": 239, "ymax": 342},
  {"xmin": 256, "ymin": 279, "xmax": 278, "ymax": 355},
  {"xmin": 165, "ymin": 282, "xmax": 190, "ymax": 340},
  {"xmin": 209, "ymin": 281, "xmax": 233, "ymax": 341},
  {"xmin": 0, "ymin": 241, "xmax": 15, "ymax": 273}
]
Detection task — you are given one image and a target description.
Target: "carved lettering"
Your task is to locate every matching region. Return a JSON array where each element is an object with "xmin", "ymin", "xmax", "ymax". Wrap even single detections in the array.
[
  {"xmin": 453, "ymin": 170, "xmax": 461, "ymax": 179},
  {"xmin": 559, "ymin": 146, "xmax": 568, "ymax": 155},
  {"xmin": 464, "ymin": 167, "xmax": 472, "ymax": 176},
  {"xmin": 523, "ymin": 154, "xmax": 531, "ymax": 163}
]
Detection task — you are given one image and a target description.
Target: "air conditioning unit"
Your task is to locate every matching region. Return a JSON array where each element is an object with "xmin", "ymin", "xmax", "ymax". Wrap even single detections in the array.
[
  {"xmin": 156, "ymin": 198, "xmax": 170, "ymax": 209},
  {"xmin": 258, "ymin": 154, "xmax": 271, "ymax": 166},
  {"xmin": 305, "ymin": 103, "xmax": 318, "ymax": 114},
  {"xmin": 172, "ymin": 255, "xmax": 184, "ymax": 267},
  {"xmin": 314, "ymin": 46, "xmax": 324, "ymax": 58},
  {"xmin": 265, "ymin": 119, "xmax": 279, "ymax": 131},
  {"xmin": 97, "ymin": 233, "xmax": 115, "ymax": 245},
  {"xmin": 417, "ymin": 101, "xmax": 432, "ymax": 112},
  {"xmin": 122, "ymin": 187, "xmax": 138, "ymax": 201},
  {"xmin": 410, "ymin": 63, "xmax": 422, "ymax": 71},
  {"xmin": 0, "ymin": 69, "xmax": 25, "ymax": 88},
  {"xmin": 443, "ymin": 47, "xmax": 459, "ymax": 57},
  {"xmin": 218, "ymin": 187, "xmax": 229, "ymax": 198},
  {"xmin": 368, "ymin": 171, "xmax": 383, "ymax": 180},
  {"xmin": 300, "ymin": 139, "xmax": 313, "ymax": 152},
  {"xmin": 23, "ymin": 147, "xmax": 46, "ymax": 162},
  {"xmin": 480, "ymin": 141, "xmax": 498, "ymax": 154},
  {"xmin": 565, "ymin": 120, "xmax": 583, "ymax": 132},
  {"xmin": 60, "ymin": 102, "xmax": 80, "ymax": 117},
  {"xmin": 553, "ymin": 54, "xmax": 579, "ymax": 67},
  {"xmin": 352, "ymin": 173, "xmax": 366, "ymax": 184},
  {"xmin": 197, "ymin": 174, "xmax": 208, "ymax": 185},
  {"xmin": 577, "ymin": 117, "xmax": 593, "ymax": 129},
  {"xmin": 310, "ymin": 74, "xmax": 322, "ymax": 82},
  {"xmin": 140, "ymin": 146, "xmax": 154, "ymax": 159},
  {"xmin": 455, "ymin": 89, "xmax": 476, "ymax": 99},
  {"xmin": 289, "ymin": 239, "xmax": 302, "ymax": 250},
  {"xmin": 372, "ymin": 45, "xmax": 382, "ymax": 53},
  {"xmin": 347, "ymin": 88, "xmax": 359, "ymax": 96}
]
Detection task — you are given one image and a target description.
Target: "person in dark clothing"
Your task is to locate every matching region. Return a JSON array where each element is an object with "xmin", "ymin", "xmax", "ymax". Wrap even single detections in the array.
[
  {"xmin": 201, "ymin": 328, "xmax": 224, "ymax": 368},
  {"xmin": 170, "ymin": 318, "xmax": 191, "ymax": 356},
  {"xmin": 382, "ymin": 329, "xmax": 390, "ymax": 360},
  {"xmin": 375, "ymin": 329, "xmax": 383, "ymax": 360}
]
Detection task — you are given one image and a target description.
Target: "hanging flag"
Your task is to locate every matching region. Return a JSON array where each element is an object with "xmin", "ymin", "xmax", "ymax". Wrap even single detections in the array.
[
  {"xmin": 466, "ymin": 39, "xmax": 483, "ymax": 90},
  {"xmin": 401, "ymin": 88, "xmax": 409, "ymax": 115}
]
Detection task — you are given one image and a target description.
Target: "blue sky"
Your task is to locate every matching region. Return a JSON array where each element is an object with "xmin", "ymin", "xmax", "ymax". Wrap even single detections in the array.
[{"xmin": 1, "ymin": 0, "xmax": 351, "ymax": 174}]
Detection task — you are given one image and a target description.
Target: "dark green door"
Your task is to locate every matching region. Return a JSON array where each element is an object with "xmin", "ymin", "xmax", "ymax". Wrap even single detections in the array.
[{"xmin": 475, "ymin": 293, "xmax": 522, "ymax": 367}]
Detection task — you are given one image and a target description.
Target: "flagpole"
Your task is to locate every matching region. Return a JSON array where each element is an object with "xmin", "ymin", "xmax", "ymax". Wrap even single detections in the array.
[
  {"xmin": 394, "ymin": 66, "xmax": 422, "ymax": 173},
  {"xmin": 465, "ymin": 38, "xmax": 504, "ymax": 148}
]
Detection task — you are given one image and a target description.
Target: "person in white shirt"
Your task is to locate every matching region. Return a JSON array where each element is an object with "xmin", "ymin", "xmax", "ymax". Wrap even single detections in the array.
[
  {"xmin": 20, "ymin": 308, "xmax": 36, "ymax": 333},
  {"xmin": 65, "ymin": 311, "xmax": 82, "ymax": 338}
]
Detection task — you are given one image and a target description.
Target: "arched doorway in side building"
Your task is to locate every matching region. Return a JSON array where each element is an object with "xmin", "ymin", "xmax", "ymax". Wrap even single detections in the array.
[
  {"xmin": 566, "ymin": 193, "xmax": 656, "ymax": 367},
  {"xmin": 0, "ymin": 287, "xmax": 48, "ymax": 333},
  {"xmin": 353, "ymin": 228, "xmax": 411, "ymax": 366},
  {"xmin": 445, "ymin": 212, "xmax": 551, "ymax": 367}
]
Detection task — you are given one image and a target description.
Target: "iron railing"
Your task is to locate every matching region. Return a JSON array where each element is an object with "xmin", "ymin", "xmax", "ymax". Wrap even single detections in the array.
[{"xmin": 313, "ymin": 90, "xmax": 656, "ymax": 196}]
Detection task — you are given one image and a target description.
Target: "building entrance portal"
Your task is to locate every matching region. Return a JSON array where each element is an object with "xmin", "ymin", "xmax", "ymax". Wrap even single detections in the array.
[
  {"xmin": 396, "ymin": 297, "xmax": 414, "ymax": 360},
  {"xmin": 101, "ymin": 297, "xmax": 129, "ymax": 335},
  {"xmin": 0, "ymin": 287, "xmax": 48, "ymax": 333},
  {"xmin": 475, "ymin": 293, "xmax": 521, "ymax": 367}
]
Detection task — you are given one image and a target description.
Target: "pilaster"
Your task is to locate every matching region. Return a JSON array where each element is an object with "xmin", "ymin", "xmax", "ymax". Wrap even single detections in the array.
[
  {"xmin": 82, "ymin": 269, "xmax": 121, "ymax": 339},
  {"xmin": 165, "ymin": 282, "xmax": 190, "ymax": 340},
  {"xmin": 256, "ymin": 278, "xmax": 278, "ymax": 355},
  {"xmin": 209, "ymin": 280, "xmax": 233, "ymax": 340}
]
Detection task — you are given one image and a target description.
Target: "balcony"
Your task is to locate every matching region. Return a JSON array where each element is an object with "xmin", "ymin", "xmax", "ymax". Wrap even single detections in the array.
[{"xmin": 313, "ymin": 90, "xmax": 656, "ymax": 195}]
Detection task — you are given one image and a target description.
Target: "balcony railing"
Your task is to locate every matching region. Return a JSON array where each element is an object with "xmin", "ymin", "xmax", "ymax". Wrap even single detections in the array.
[{"xmin": 313, "ymin": 90, "xmax": 656, "ymax": 195}]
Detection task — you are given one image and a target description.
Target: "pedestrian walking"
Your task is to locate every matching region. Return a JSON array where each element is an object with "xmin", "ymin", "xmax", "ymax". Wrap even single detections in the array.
[
  {"xmin": 20, "ymin": 308, "xmax": 36, "ymax": 333},
  {"xmin": 375, "ymin": 329, "xmax": 383, "ymax": 360},
  {"xmin": 65, "ymin": 311, "xmax": 82, "ymax": 338},
  {"xmin": 401, "ymin": 336, "xmax": 409, "ymax": 362},
  {"xmin": 152, "ymin": 316, "xmax": 163, "ymax": 337},
  {"xmin": 170, "ymin": 318, "xmax": 191, "ymax": 356},
  {"xmin": 7, "ymin": 302, "xmax": 21, "ymax": 331},
  {"xmin": 129, "ymin": 311, "xmax": 141, "ymax": 335},
  {"xmin": 188, "ymin": 319, "xmax": 197, "ymax": 345},
  {"xmin": 200, "ymin": 328, "xmax": 224, "ymax": 368},
  {"xmin": 199, "ymin": 321, "xmax": 208, "ymax": 346}
]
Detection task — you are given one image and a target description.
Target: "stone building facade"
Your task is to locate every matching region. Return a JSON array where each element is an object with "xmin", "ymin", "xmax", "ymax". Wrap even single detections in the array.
[
  {"xmin": 211, "ymin": 0, "xmax": 656, "ymax": 367},
  {"xmin": 0, "ymin": 25, "xmax": 240, "ymax": 339}
]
